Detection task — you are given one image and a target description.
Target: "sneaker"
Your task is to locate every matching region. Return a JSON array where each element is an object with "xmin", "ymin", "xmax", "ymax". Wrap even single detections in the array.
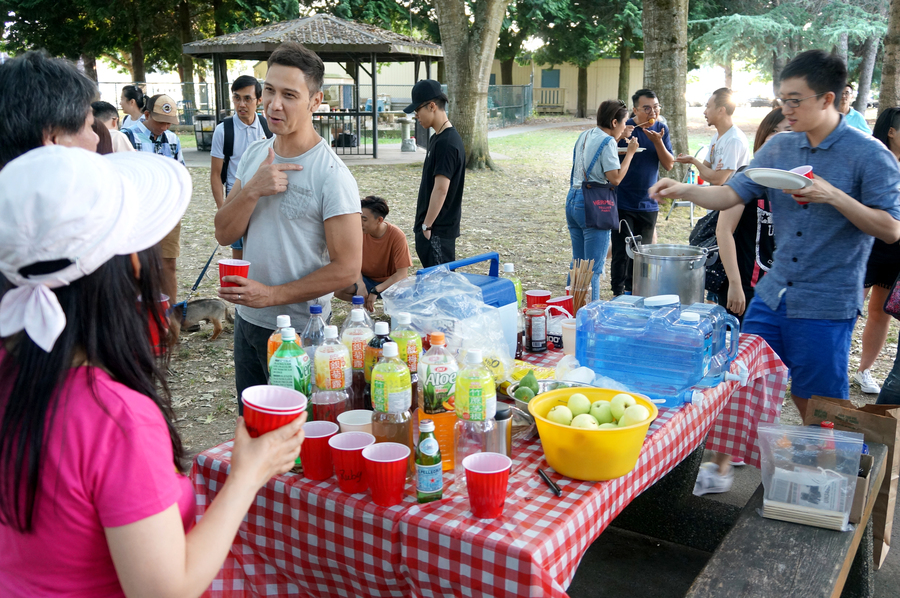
[
  {"xmin": 730, "ymin": 458, "xmax": 746, "ymax": 467},
  {"xmin": 853, "ymin": 369, "xmax": 882, "ymax": 394},
  {"xmin": 693, "ymin": 462, "xmax": 734, "ymax": 496}
]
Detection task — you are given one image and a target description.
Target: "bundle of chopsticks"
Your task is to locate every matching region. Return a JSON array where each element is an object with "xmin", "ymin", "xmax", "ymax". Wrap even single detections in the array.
[
  {"xmin": 570, "ymin": 259, "xmax": 594, "ymax": 313},
  {"xmin": 762, "ymin": 499, "xmax": 849, "ymax": 531}
]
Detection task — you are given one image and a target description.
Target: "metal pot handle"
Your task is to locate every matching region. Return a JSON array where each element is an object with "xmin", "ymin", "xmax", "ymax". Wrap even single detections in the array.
[
  {"xmin": 620, "ymin": 219, "xmax": 642, "ymax": 260},
  {"xmin": 704, "ymin": 245, "xmax": 719, "ymax": 267}
]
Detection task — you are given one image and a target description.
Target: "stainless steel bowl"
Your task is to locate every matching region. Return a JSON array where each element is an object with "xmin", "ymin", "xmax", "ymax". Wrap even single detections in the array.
[{"xmin": 506, "ymin": 379, "xmax": 598, "ymax": 412}]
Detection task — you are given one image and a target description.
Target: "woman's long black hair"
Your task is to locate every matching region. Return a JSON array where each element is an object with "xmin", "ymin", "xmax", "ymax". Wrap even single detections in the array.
[
  {"xmin": 873, "ymin": 107, "xmax": 900, "ymax": 150},
  {"xmin": 0, "ymin": 246, "xmax": 186, "ymax": 533},
  {"xmin": 122, "ymin": 85, "xmax": 145, "ymax": 111}
]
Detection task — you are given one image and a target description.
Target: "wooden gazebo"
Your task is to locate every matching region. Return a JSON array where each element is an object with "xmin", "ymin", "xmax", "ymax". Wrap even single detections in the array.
[{"xmin": 183, "ymin": 13, "xmax": 442, "ymax": 158}]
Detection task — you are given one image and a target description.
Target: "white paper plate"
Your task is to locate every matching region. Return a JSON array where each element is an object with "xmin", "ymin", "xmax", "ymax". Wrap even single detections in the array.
[
  {"xmin": 744, "ymin": 168, "xmax": 812, "ymax": 190},
  {"xmin": 618, "ymin": 147, "xmax": 646, "ymax": 154}
]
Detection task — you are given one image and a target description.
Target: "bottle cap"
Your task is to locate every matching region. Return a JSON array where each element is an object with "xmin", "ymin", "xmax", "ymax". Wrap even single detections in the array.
[
  {"xmin": 821, "ymin": 421, "xmax": 835, "ymax": 429},
  {"xmin": 429, "ymin": 332, "xmax": 445, "ymax": 345},
  {"xmin": 465, "ymin": 349, "xmax": 483, "ymax": 364},
  {"xmin": 398, "ymin": 312, "xmax": 411, "ymax": 325},
  {"xmin": 352, "ymin": 295, "xmax": 364, "ymax": 305},
  {"xmin": 644, "ymin": 294, "xmax": 680, "ymax": 307},
  {"xmin": 281, "ymin": 327, "xmax": 296, "ymax": 341},
  {"xmin": 419, "ymin": 419, "xmax": 435, "ymax": 432},
  {"xmin": 350, "ymin": 309, "xmax": 365, "ymax": 322},
  {"xmin": 375, "ymin": 321, "xmax": 390, "ymax": 335},
  {"xmin": 681, "ymin": 312, "xmax": 700, "ymax": 323},
  {"xmin": 324, "ymin": 325, "xmax": 338, "ymax": 339},
  {"xmin": 310, "ymin": 304, "xmax": 323, "ymax": 314},
  {"xmin": 383, "ymin": 341, "xmax": 398, "ymax": 358},
  {"xmin": 503, "ymin": 263, "xmax": 515, "ymax": 273},
  {"xmin": 276, "ymin": 315, "xmax": 291, "ymax": 329}
]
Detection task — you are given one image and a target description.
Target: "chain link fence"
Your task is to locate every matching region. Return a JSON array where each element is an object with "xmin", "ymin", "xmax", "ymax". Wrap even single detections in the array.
[{"xmin": 97, "ymin": 82, "xmax": 215, "ymax": 126}]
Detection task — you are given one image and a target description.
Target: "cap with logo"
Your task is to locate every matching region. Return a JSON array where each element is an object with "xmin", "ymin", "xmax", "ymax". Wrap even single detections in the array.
[
  {"xmin": 403, "ymin": 80, "xmax": 448, "ymax": 114},
  {"xmin": 146, "ymin": 93, "xmax": 179, "ymax": 124}
]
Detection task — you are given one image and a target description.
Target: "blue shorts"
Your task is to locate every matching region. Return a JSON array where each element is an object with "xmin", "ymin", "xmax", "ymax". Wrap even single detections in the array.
[
  {"xmin": 231, "ymin": 237, "xmax": 243, "ymax": 251},
  {"xmin": 362, "ymin": 275, "xmax": 379, "ymax": 294},
  {"xmin": 742, "ymin": 296, "xmax": 856, "ymax": 399}
]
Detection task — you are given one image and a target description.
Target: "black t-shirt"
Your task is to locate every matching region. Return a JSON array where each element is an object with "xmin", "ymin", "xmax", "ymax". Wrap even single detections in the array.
[
  {"xmin": 415, "ymin": 127, "xmax": 466, "ymax": 238},
  {"xmin": 733, "ymin": 196, "xmax": 775, "ymax": 289}
]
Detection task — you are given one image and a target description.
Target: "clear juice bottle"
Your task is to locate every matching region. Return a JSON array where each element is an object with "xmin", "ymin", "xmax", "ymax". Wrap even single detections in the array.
[
  {"xmin": 417, "ymin": 332, "xmax": 458, "ymax": 472},
  {"xmin": 311, "ymin": 325, "xmax": 351, "ymax": 422},
  {"xmin": 341, "ymin": 309, "xmax": 374, "ymax": 410},
  {"xmin": 453, "ymin": 349, "xmax": 497, "ymax": 492},
  {"xmin": 502, "ymin": 262, "xmax": 524, "ymax": 309},
  {"xmin": 371, "ymin": 342, "xmax": 414, "ymax": 473},
  {"xmin": 267, "ymin": 314, "xmax": 293, "ymax": 364},
  {"xmin": 268, "ymin": 327, "xmax": 312, "ymax": 396},
  {"xmin": 390, "ymin": 312, "xmax": 422, "ymax": 412},
  {"xmin": 341, "ymin": 296, "xmax": 374, "ymax": 333}
]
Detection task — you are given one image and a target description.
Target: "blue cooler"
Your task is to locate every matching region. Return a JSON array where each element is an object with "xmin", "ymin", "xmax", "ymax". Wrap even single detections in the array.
[{"xmin": 418, "ymin": 253, "xmax": 518, "ymax": 358}]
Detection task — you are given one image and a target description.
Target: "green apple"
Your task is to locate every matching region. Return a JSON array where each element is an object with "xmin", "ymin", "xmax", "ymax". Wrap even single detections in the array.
[
  {"xmin": 571, "ymin": 413, "xmax": 600, "ymax": 429},
  {"xmin": 619, "ymin": 404, "xmax": 651, "ymax": 427},
  {"xmin": 567, "ymin": 393, "xmax": 592, "ymax": 416},
  {"xmin": 598, "ymin": 423, "xmax": 619, "ymax": 429},
  {"xmin": 547, "ymin": 405, "xmax": 574, "ymax": 426},
  {"xmin": 610, "ymin": 393, "xmax": 637, "ymax": 421},
  {"xmin": 589, "ymin": 400, "xmax": 614, "ymax": 425}
]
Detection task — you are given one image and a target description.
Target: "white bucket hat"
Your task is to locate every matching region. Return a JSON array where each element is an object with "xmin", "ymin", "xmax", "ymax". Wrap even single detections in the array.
[{"xmin": 0, "ymin": 145, "xmax": 192, "ymax": 352}]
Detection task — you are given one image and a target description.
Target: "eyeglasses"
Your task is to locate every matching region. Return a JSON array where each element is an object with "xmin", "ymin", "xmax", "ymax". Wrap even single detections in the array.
[
  {"xmin": 639, "ymin": 104, "xmax": 662, "ymax": 114},
  {"xmin": 778, "ymin": 93, "xmax": 825, "ymax": 108},
  {"xmin": 841, "ymin": 91, "xmax": 853, "ymax": 99}
]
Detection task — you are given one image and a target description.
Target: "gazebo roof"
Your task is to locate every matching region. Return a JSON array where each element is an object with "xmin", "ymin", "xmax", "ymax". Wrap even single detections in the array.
[{"xmin": 183, "ymin": 13, "xmax": 442, "ymax": 61}]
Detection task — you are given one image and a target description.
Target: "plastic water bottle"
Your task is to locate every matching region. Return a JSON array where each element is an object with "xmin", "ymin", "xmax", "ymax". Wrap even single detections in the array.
[
  {"xmin": 268, "ymin": 327, "xmax": 311, "ymax": 396},
  {"xmin": 311, "ymin": 325, "xmax": 351, "ymax": 423},
  {"xmin": 342, "ymin": 310, "xmax": 374, "ymax": 410},
  {"xmin": 452, "ymin": 349, "xmax": 497, "ymax": 492},
  {"xmin": 267, "ymin": 314, "xmax": 294, "ymax": 364},
  {"xmin": 371, "ymin": 342, "xmax": 414, "ymax": 472},
  {"xmin": 417, "ymin": 332, "xmax": 458, "ymax": 472},
  {"xmin": 502, "ymin": 263, "xmax": 524, "ymax": 309},
  {"xmin": 341, "ymin": 296, "xmax": 374, "ymax": 333},
  {"xmin": 390, "ymin": 312, "xmax": 422, "ymax": 412},
  {"xmin": 301, "ymin": 304, "xmax": 326, "ymax": 365}
]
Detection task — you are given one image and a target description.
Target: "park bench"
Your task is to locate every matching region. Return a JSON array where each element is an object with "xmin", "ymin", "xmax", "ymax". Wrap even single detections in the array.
[{"xmin": 686, "ymin": 443, "xmax": 887, "ymax": 598}]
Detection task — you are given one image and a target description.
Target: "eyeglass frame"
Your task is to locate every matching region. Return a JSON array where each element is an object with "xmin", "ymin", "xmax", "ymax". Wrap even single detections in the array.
[
  {"xmin": 637, "ymin": 103, "xmax": 662, "ymax": 114},
  {"xmin": 778, "ymin": 92, "xmax": 826, "ymax": 109}
]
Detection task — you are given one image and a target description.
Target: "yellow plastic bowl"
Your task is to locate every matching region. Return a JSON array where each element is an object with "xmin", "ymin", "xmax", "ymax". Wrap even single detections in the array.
[{"xmin": 528, "ymin": 387, "xmax": 659, "ymax": 481}]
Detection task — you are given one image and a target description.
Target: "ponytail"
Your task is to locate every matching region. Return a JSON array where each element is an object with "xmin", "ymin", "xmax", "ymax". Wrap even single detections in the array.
[{"xmin": 122, "ymin": 85, "xmax": 145, "ymax": 110}]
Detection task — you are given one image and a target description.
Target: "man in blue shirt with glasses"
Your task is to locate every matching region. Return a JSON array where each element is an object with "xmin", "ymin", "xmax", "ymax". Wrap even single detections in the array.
[{"xmin": 650, "ymin": 50, "xmax": 900, "ymax": 422}]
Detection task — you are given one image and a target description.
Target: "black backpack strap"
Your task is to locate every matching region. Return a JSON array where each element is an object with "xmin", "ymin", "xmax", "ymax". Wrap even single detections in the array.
[
  {"xmin": 122, "ymin": 128, "xmax": 138, "ymax": 149},
  {"xmin": 259, "ymin": 115, "xmax": 273, "ymax": 138},
  {"xmin": 221, "ymin": 117, "xmax": 234, "ymax": 186}
]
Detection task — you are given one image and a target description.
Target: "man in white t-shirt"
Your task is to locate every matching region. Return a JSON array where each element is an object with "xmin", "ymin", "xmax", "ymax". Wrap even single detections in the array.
[
  {"xmin": 214, "ymin": 42, "xmax": 362, "ymax": 411},
  {"xmin": 676, "ymin": 88, "xmax": 750, "ymax": 185},
  {"xmin": 91, "ymin": 101, "xmax": 135, "ymax": 153}
]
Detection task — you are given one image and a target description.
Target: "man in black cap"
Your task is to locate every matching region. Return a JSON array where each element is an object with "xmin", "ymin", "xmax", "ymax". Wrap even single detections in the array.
[{"xmin": 404, "ymin": 80, "xmax": 466, "ymax": 267}]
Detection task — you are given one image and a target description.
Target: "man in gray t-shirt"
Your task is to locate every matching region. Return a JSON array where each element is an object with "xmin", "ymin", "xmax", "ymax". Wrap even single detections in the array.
[{"xmin": 214, "ymin": 42, "xmax": 362, "ymax": 411}]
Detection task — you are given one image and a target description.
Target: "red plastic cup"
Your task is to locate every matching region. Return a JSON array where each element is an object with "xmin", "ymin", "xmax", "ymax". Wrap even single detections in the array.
[
  {"xmin": 547, "ymin": 296, "xmax": 574, "ymax": 318},
  {"xmin": 463, "ymin": 452, "xmax": 512, "ymax": 519},
  {"xmin": 363, "ymin": 443, "xmax": 411, "ymax": 507},
  {"xmin": 565, "ymin": 286, "xmax": 571, "ymax": 296},
  {"xmin": 525, "ymin": 290, "xmax": 552, "ymax": 308},
  {"xmin": 790, "ymin": 165, "xmax": 814, "ymax": 204},
  {"xmin": 138, "ymin": 294, "xmax": 170, "ymax": 356},
  {"xmin": 219, "ymin": 259, "xmax": 250, "ymax": 287},
  {"xmin": 300, "ymin": 421, "xmax": 339, "ymax": 481},
  {"xmin": 329, "ymin": 431, "xmax": 375, "ymax": 494},
  {"xmin": 242, "ymin": 385, "xmax": 307, "ymax": 438}
]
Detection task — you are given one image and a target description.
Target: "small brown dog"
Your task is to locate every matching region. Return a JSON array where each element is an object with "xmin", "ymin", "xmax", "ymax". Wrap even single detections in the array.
[{"xmin": 169, "ymin": 298, "xmax": 233, "ymax": 343}]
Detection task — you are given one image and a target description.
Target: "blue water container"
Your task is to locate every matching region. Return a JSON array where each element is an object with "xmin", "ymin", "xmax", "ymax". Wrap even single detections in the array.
[{"xmin": 575, "ymin": 295, "xmax": 738, "ymax": 407}]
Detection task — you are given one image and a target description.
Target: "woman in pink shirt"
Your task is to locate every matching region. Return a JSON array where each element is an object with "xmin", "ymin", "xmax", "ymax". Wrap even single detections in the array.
[{"xmin": 0, "ymin": 146, "xmax": 306, "ymax": 597}]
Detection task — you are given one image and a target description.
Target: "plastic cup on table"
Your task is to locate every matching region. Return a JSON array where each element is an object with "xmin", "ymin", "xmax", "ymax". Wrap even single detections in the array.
[
  {"xmin": 219, "ymin": 259, "xmax": 250, "ymax": 287},
  {"xmin": 463, "ymin": 452, "xmax": 512, "ymax": 519},
  {"xmin": 790, "ymin": 165, "xmax": 814, "ymax": 205},
  {"xmin": 561, "ymin": 319, "xmax": 577, "ymax": 356},
  {"xmin": 525, "ymin": 290, "xmax": 552, "ymax": 308},
  {"xmin": 362, "ymin": 442, "xmax": 411, "ymax": 507},
  {"xmin": 241, "ymin": 385, "xmax": 307, "ymax": 438},
  {"xmin": 329, "ymin": 431, "xmax": 375, "ymax": 493},
  {"xmin": 300, "ymin": 421, "xmax": 339, "ymax": 481},
  {"xmin": 337, "ymin": 409, "xmax": 374, "ymax": 434},
  {"xmin": 547, "ymin": 296, "xmax": 574, "ymax": 317}
]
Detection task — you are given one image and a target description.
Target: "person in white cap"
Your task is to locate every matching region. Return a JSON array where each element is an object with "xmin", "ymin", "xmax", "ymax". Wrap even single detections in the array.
[
  {"xmin": 0, "ymin": 146, "xmax": 306, "ymax": 596},
  {"xmin": 122, "ymin": 93, "xmax": 187, "ymax": 307}
]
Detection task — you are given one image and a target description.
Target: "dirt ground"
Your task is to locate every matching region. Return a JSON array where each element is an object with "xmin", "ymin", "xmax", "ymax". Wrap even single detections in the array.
[{"xmin": 171, "ymin": 107, "xmax": 896, "ymax": 455}]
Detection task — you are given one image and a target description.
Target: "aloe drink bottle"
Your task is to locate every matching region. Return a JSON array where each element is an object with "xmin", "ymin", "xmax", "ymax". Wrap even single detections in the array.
[
  {"xmin": 417, "ymin": 332, "xmax": 458, "ymax": 471},
  {"xmin": 390, "ymin": 312, "xmax": 422, "ymax": 412},
  {"xmin": 452, "ymin": 349, "xmax": 497, "ymax": 492},
  {"xmin": 268, "ymin": 327, "xmax": 311, "ymax": 396}
]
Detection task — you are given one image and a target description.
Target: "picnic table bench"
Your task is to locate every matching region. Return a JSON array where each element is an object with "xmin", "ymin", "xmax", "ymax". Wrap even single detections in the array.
[{"xmin": 686, "ymin": 443, "xmax": 887, "ymax": 598}]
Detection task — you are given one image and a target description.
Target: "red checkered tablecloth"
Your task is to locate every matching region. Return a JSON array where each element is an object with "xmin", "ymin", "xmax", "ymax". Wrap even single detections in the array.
[{"xmin": 194, "ymin": 334, "xmax": 786, "ymax": 598}]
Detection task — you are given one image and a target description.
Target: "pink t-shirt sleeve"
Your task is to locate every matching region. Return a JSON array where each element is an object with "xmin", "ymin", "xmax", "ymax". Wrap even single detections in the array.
[{"xmin": 88, "ymin": 380, "xmax": 184, "ymax": 528}]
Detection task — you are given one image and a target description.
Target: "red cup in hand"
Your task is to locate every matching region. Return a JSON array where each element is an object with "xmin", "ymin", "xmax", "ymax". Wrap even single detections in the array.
[
  {"xmin": 363, "ymin": 442, "xmax": 411, "ymax": 507},
  {"xmin": 300, "ymin": 421, "xmax": 339, "ymax": 481},
  {"xmin": 242, "ymin": 385, "xmax": 307, "ymax": 438},
  {"xmin": 329, "ymin": 432, "xmax": 375, "ymax": 494},
  {"xmin": 463, "ymin": 452, "xmax": 512, "ymax": 519},
  {"xmin": 219, "ymin": 259, "xmax": 250, "ymax": 287},
  {"xmin": 790, "ymin": 166, "xmax": 814, "ymax": 205}
]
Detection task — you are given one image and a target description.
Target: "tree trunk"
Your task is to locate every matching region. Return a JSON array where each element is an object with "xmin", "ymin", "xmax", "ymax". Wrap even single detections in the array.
[
  {"xmin": 618, "ymin": 24, "xmax": 632, "ymax": 105},
  {"xmin": 433, "ymin": 0, "xmax": 507, "ymax": 170},
  {"xmin": 883, "ymin": 0, "xmax": 900, "ymax": 117},
  {"xmin": 854, "ymin": 36, "xmax": 879, "ymax": 113},
  {"xmin": 131, "ymin": 24, "xmax": 146, "ymax": 83},
  {"xmin": 772, "ymin": 43, "xmax": 787, "ymax": 97},
  {"xmin": 213, "ymin": 0, "xmax": 224, "ymax": 36},
  {"xmin": 721, "ymin": 57, "xmax": 733, "ymax": 89},
  {"xmin": 577, "ymin": 66, "xmax": 588, "ymax": 118},
  {"xmin": 437, "ymin": 60, "xmax": 445, "ymax": 83},
  {"xmin": 501, "ymin": 58, "xmax": 514, "ymax": 85},
  {"xmin": 832, "ymin": 32, "xmax": 849, "ymax": 66},
  {"xmin": 643, "ymin": 0, "xmax": 689, "ymax": 180},
  {"xmin": 179, "ymin": 0, "xmax": 196, "ymax": 120},
  {"xmin": 80, "ymin": 53, "xmax": 98, "ymax": 82}
]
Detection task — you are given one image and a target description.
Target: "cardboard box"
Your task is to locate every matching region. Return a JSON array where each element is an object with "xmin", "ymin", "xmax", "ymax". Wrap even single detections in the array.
[{"xmin": 851, "ymin": 453, "xmax": 875, "ymax": 524}]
